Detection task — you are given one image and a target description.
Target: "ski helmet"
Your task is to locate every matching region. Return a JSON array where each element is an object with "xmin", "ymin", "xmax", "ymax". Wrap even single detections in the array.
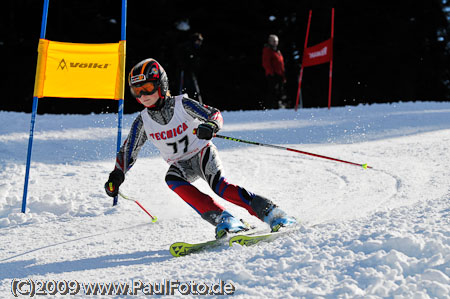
[{"xmin": 128, "ymin": 58, "xmax": 169, "ymax": 100}]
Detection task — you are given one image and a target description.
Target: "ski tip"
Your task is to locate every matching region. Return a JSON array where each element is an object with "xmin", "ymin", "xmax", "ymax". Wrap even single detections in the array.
[{"xmin": 169, "ymin": 242, "xmax": 187, "ymax": 257}]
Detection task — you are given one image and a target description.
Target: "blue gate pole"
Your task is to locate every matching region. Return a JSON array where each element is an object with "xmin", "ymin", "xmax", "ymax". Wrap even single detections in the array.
[
  {"xmin": 22, "ymin": 0, "xmax": 50, "ymax": 213},
  {"xmin": 113, "ymin": 0, "xmax": 127, "ymax": 206}
]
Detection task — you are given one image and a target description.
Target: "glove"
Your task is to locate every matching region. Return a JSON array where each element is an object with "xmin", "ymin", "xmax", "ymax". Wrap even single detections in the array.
[
  {"xmin": 104, "ymin": 169, "xmax": 125, "ymax": 197},
  {"xmin": 195, "ymin": 122, "xmax": 217, "ymax": 140}
]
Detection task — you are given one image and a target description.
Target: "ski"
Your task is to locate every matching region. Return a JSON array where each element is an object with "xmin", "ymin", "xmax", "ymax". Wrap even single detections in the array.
[
  {"xmin": 229, "ymin": 226, "xmax": 300, "ymax": 247},
  {"xmin": 169, "ymin": 225, "xmax": 259, "ymax": 257},
  {"xmin": 169, "ymin": 226, "xmax": 299, "ymax": 257},
  {"xmin": 170, "ymin": 239, "xmax": 227, "ymax": 257},
  {"xmin": 229, "ymin": 233, "xmax": 274, "ymax": 246}
]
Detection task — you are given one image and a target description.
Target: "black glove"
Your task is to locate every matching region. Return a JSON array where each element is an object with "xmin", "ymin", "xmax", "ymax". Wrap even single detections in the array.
[
  {"xmin": 195, "ymin": 122, "xmax": 217, "ymax": 140},
  {"xmin": 104, "ymin": 169, "xmax": 125, "ymax": 197}
]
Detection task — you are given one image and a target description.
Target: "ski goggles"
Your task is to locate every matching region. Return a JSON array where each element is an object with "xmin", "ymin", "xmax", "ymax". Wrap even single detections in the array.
[{"xmin": 130, "ymin": 81, "xmax": 159, "ymax": 98}]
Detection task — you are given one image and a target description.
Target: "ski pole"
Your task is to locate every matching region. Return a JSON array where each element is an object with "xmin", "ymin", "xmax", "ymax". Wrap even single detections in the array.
[
  {"xmin": 117, "ymin": 190, "xmax": 158, "ymax": 222},
  {"xmin": 210, "ymin": 132, "xmax": 372, "ymax": 169}
]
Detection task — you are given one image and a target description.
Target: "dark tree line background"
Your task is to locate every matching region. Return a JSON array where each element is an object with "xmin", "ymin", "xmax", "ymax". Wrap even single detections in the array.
[{"xmin": 1, "ymin": 0, "xmax": 449, "ymax": 114}]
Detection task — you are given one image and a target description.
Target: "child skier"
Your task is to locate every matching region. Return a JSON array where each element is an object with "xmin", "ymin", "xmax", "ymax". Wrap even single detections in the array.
[{"xmin": 105, "ymin": 58, "xmax": 296, "ymax": 239}]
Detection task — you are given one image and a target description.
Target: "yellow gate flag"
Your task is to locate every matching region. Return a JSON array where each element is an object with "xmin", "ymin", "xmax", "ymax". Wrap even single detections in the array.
[{"xmin": 34, "ymin": 39, "xmax": 126, "ymax": 100}]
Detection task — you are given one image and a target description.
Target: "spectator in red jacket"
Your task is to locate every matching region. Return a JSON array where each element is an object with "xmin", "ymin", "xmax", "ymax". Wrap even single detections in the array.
[{"xmin": 262, "ymin": 34, "xmax": 287, "ymax": 109}]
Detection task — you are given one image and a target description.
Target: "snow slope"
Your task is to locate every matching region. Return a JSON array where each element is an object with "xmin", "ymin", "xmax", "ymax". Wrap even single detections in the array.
[{"xmin": 0, "ymin": 102, "xmax": 449, "ymax": 298}]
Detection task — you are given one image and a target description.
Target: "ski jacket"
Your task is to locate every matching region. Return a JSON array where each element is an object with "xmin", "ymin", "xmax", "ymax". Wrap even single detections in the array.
[
  {"xmin": 114, "ymin": 95, "xmax": 223, "ymax": 174},
  {"xmin": 262, "ymin": 44, "xmax": 285, "ymax": 78}
]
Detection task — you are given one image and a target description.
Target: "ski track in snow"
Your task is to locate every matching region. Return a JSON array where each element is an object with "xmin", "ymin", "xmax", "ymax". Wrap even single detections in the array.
[{"xmin": 0, "ymin": 102, "xmax": 449, "ymax": 298}]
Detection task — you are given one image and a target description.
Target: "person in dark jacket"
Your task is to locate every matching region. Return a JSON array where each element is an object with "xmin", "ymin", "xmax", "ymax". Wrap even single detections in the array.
[{"xmin": 173, "ymin": 33, "xmax": 205, "ymax": 104}]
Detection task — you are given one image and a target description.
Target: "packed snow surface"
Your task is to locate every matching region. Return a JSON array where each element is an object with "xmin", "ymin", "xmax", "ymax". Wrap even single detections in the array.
[{"xmin": 0, "ymin": 102, "xmax": 449, "ymax": 298}]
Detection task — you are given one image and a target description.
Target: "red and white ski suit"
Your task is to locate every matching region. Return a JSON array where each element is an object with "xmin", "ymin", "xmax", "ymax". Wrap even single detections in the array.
[{"xmin": 114, "ymin": 95, "xmax": 274, "ymax": 225}]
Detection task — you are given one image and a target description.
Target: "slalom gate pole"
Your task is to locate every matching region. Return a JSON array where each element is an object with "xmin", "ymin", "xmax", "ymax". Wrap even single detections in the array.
[
  {"xmin": 295, "ymin": 9, "xmax": 312, "ymax": 111},
  {"xmin": 22, "ymin": 0, "xmax": 50, "ymax": 213},
  {"xmin": 113, "ymin": 0, "xmax": 127, "ymax": 207},
  {"xmin": 214, "ymin": 133, "xmax": 372, "ymax": 169},
  {"xmin": 118, "ymin": 191, "xmax": 158, "ymax": 222}
]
